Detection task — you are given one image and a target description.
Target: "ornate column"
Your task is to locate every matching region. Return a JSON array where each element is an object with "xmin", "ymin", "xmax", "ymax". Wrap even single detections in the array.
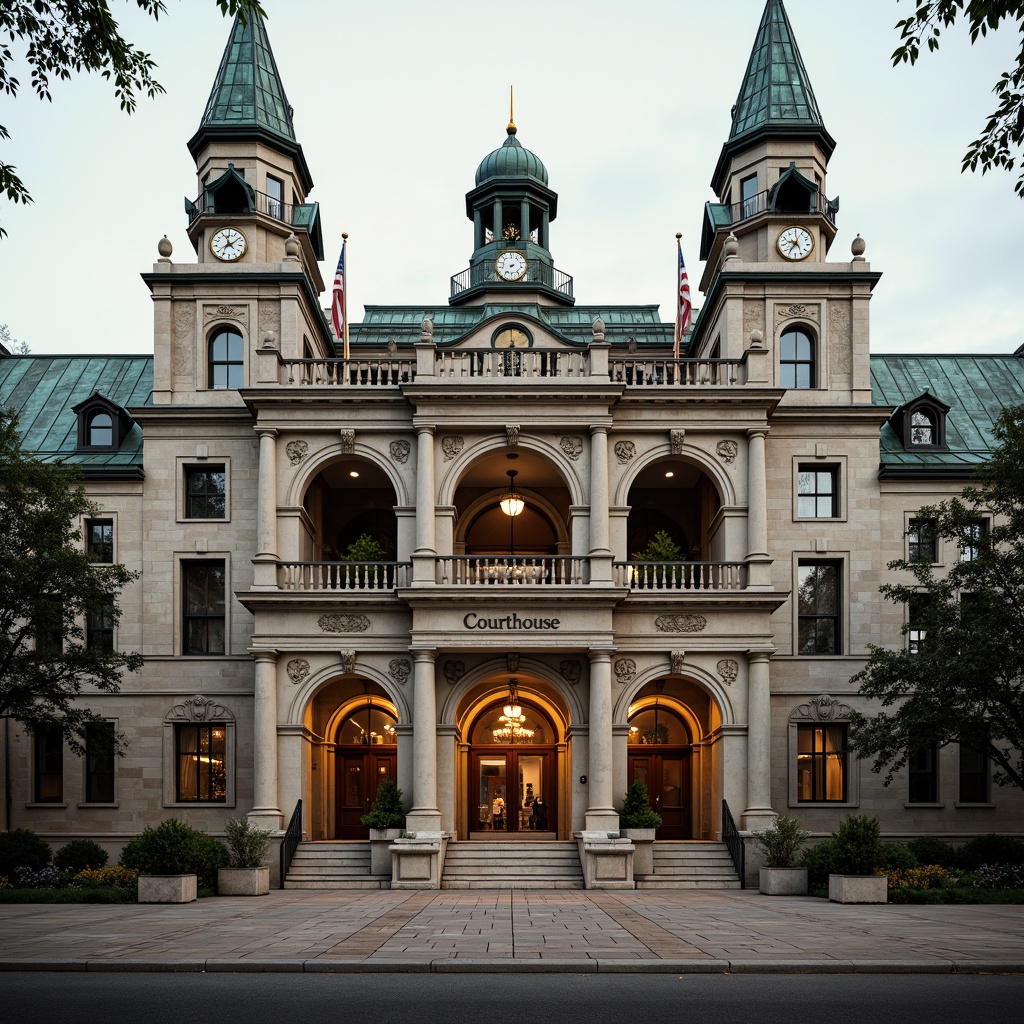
[
  {"xmin": 743, "ymin": 652, "xmax": 775, "ymax": 832},
  {"xmin": 412, "ymin": 425, "xmax": 437, "ymax": 583},
  {"xmin": 589, "ymin": 425, "xmax": 612, "ymax": 583},
  {"xmin": 249, "ymin": 650, "xmax": 282, "ymax": 829},
  {"xmin": 585, "ymin": 649, "xmax": 619, "ymax": 832},
  {"xmin": 746, "ymin": 427, "xmax": 772, "ymax": 588},
  {"xmin": 252, "ymin": 427, "xmax": 279, "ymax": 588},
  {"xmin": 406, "ymin": 649, "xmax": 442, "ymax": 832}
]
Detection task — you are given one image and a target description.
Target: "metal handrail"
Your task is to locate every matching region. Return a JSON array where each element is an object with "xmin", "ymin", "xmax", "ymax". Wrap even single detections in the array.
[
  {"xmin": 724, "ymin": 187, "xmax": 838, "ymax": 227},
  {"xmin": 614, "ymin": 561, "xmax": 748, "ymax": 591},
  {"xmin": 186, "ymin": 187, "xmax": 296, "ymax": 225},
  {"xmin": 450, "ymin": 259, "xmax": 573, "ymax": 299},
  {"xmin": 280, "ymin": 799, "xmax": 302, "ymax": 889},
  {"xmin": 722, "ymin": 799, "xmax": 746, "ymax": 890}
]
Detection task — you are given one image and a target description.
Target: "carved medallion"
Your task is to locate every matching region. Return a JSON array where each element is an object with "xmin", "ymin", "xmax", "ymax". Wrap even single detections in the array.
[
  {"xmin": 287, "ymin": 658, "xmax": 310, "ymax": 684},
  {"xmin": 389, "ymin": 439, "xmax": 411, "ymax": 464},
  {"xmin": 338, "ymin": 429, "xmax": 356, "ymax": 455},
  {"xmin": 559, "ymin": 659, "xmax": 582, "ymax": 685},
  {"xmin": 716, "ymin": 440, "xmax": 738, "ymax": 465},
  {"xmin": 614, "ymin": 658, "xmax": 636, "ymax": 684},
  {"xmin": 443, "ymin": 660, "xmax": 466, "ymax": 685},
  {"xmin": 442, "ymin": 436, "xmax": 464, "ymax": 461},
  {"xmin": 791, "ymin": 694, "xmax": 852, "ymax": 723},
  {"xmin": 614, "ymin": 440, "xmax": 636, "ymax": 465},
  {"xmin": 318, "ymin": 614, "xmax": 370, "ymax": 634},
  {"xmin": 560, "ymin": 436, "xmax": 583, "ymax": 462},
  {"xmin": 339, "ymin": 650, "xmax": 357, "ymax": 674},
  {"xmin": 286, "ymin": 440, "xmax": 308, "ymax": 466},
  {"xmin": 716, "ymin": 658, "xmax": 739, "ymax": 685},
  {"xmin": 655, "ymin": 614, "xmax": 707, "ymax": 634},
  {"xmin": 167, "ymin": 695, "xmax": 234, "ymax": 722},
  {"xmin": 388, "ymin": 659, "xmax": 411, "ymax": 686}
]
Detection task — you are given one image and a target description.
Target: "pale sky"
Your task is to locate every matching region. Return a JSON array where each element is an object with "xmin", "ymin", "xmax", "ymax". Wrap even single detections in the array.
[{"xmin": 1, "ymin": 0, "xmax": 1021, "ymax": 356}]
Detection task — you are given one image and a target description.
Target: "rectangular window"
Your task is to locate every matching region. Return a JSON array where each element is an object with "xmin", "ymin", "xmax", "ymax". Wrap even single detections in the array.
[
  {"xmin": 960, "ymin": 520, "xmax": 987, "ymax": 561},
  {"xmin": 85, "ymin": 721, "xmax": 115, "ymax": 803},
  {"xmin": 87, "ymin": 598, "xmax": 115, "ymax": 654},
  {"xmin": 908, "ymin": 744, "xmax": 938, "ymax": 803},
  {"xmin": 34, "ymin": 726, "xmax": 63, "ymax": 802},
  {"xmin": 797, "ymin": 723, "xmax": 847, "ymax": 801},
  {"xmin": 797, "ymin": 561, "xmax": 840, "ymax": 655},
  {"xmin": 266, "ymin": 174, "xmax": 284, "ymax": 219},
  {"xmin": 797, "ymin": 465, "xmax": 838, "ymax": 518},
  {"xmin": 185, "ymin": 466, "xmax": 226, "ymax": 519},
  {"xmin": 182, "ymin": 561, "xmax": 226, "ymax": 655},
  {"xmin": 908, "ymin": 519, "xmax": 937, "ymax": 563},
  {"xmin": 86, "ymin": 519, "xmax": 113, "ymax": 563},
  {"xmin": 176, "ymin": 723, "xmax": 227, "ymax": 802},
  {"xmin": 35, "ymin": 595, "xmax": 63, "ymax": 655},
  {"xmin": 908, "ymin": 593, "xmax": 933, "ymax": 654},
  {"xmin": 959, "ymin": 744, "xmax": 989, "ymax": 803},
  {"xmin": 740, "ymin": 174, "xmax": 758, "ymax": 218}
]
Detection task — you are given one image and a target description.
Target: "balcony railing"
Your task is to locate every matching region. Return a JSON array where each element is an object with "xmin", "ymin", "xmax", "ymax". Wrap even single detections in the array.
[
  {"xmin": 186, "ymin": 187, "xmax": 297, "ymax": 226},
  {"xmin": 610, "ymin": 357, "xmax": 745, "ymax": 387},
  {"xmin": 281, "ymin": 357, "xmax": 415, "ymax": 386},
  {"xmin": 727, "ymin": 187, "xmax": 838, "ymax": 227},
  {"xmin": 614, "ymin": 561, "xmax": 748, "ymax": 591},
  {"xmin": 451, "ymin": 260, "xmax": 573, "ymax": 300},
  {"xmin": 277, "ymin": 561, "xmax": 411, "ymax": 591},
  {"xmin": 437, "ymin": 556, "xmax": 587, "ymax": 585},
  {"xmin": 435, "ymin": 347, "xmax": 589, "ymax": 379}
]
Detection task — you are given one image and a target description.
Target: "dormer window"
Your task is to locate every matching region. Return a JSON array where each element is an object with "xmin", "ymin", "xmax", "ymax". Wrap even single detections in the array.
[
  {"xmin": 73, "ymin": 394, "xmax": 134, "ymax": 452},
  {"xmin": 910, "ymin": 411, "xmax": 934, "ymax": 446},
  {"xmin": 890, "ymin": 393, "xmax": 949, "ymax": 451},
  {"xmin": 88, "ymin": 412, "xmax": 114, "ymax": 447}
]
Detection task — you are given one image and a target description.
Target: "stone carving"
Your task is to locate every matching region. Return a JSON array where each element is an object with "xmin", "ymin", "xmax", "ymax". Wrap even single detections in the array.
[
  {"xmin": 506, "ymin": 424, "xmax": 520, "ymax": 447},
  {"xmin": 790, "ymin": 694, "xmax": 852, "ymax": 723},
  {"xmin": 338, "ymin": 429, "xmax": 356, "ymax": 455},
  {"xmin": 205, "ymin": 304, "xmax": 245, "ymax": 321},
  {"xmin": 389, "ymin": 439, "xmax": 411, "ymax": 464},
  {"xmin": 716, "ymin": 658, "xmax": 739, "ymax": 685},
  {"xmin": 258, "ymin": 301, "xmax": 280, "ymax": 343},
  {"xmin": 388, "ymin": 659, "xmax": 411, "ymax": 686},
  {"xmin": 442, "ymin": 436, "xmax": 464, "ymax": 461},
  {"xmin": 614, "ymin": 658, "xmax": 636, "ymax": 684},
  {"xmin": 614, "ymin": 440, "xmax": 636, "ymax": 465},
  {"xmin": 742, "ymin": 300, "xmax": 763, "ymax": 341},
  {"xmin": 339, "ymin": 650, "xmax": 357, "ymax": 674},
  {"xmin": 443, "ymin": 660, "xmax": 465, "ymax": 685},
  {"xmin": 670, "ymin": 430, "xmax": 686, "ymax": 455},
  {"xmin": 172, "ymin": 304, "xmax": 195, "ymax": 376},
  {"xmin": 655, "ymin": 614, "xmax": 707, "ymax": 634},
  {"xmin": 716, "ymin": 440, "xmax": 738, "ymax": 465},
  {"xmin": 560, "ymin": 436, "xmax": 583, "ymax": 462},
  {"xmin": 829, "ymin": 304, "xmax": 853, "ymax": 384},
  {"xmin": 318, "ymin": 614, "xmax": 370, "ymax": 634},
  {"xmin": 167, "ymin": 695, "xmax": 234, "ymax": 722},
  {"xmin": 776, "ymin": 302, "xmax": 818, "ymax": 324},
  {"xmin": 285, "ymin": 440, "xmax": 308, "ymax": 465},
  {"xmin": 670, "ymin": 651, "xmax": 686, "ymax": 675},
  {"xmin": 559, "ymin": 660, "xmax": 582, "ymax": 685},
  {"xmin": 507, "ymin": 652, "xmax": 519, "ymax": 673},
  {"xmin": 287, "ymin": 658, "xmax": 310, "ymax": 684}
]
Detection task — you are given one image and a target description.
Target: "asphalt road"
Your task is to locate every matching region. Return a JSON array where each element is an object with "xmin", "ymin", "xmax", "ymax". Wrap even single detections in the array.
[{"xmin": 5, "ymin": 972, "xmax": 1023, "ymax": 1024}]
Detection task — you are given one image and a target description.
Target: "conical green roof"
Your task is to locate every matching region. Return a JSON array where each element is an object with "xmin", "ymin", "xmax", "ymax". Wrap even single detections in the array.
[
  {"xmin": 730, "ymin": 0, "xmax": 825, "ymax": 140},
  {"xmin": 197, "ymin": 12, "xmax": 295, "ymax": 142}
]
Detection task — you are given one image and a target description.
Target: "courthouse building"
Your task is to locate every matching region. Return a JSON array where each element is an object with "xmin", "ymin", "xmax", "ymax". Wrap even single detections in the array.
[{"xmin": 1, "ymin": 1, "xmax": 1021, "ymax": 887}]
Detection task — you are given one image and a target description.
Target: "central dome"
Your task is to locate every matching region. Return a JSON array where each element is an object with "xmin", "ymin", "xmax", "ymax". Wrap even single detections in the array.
[{"xmin": 475, "ymin": 125, "xmax": 549, "ymax": 187}]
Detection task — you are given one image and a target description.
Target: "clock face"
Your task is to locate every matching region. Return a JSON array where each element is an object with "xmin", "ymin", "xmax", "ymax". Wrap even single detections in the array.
[
  {"xmin": 493, "ymin": 327, "xmax": 530, "ymax": 349},
  {"xmin": 777, "ymin": 226, "xmax": 813, "ymax": 261},
  {"xmin": 495, "ymin": 250, "xmax": 528, "ymax": 282},
  {"xmin": 210, "ymin": 227, "xmax": 247, "ymax": 262}
]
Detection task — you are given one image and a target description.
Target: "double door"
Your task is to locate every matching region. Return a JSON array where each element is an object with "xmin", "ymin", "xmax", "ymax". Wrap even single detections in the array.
[
  {"xmin": 335, "ymin": 748, "xmax": 397, "ymax": 839},
  {"xmin": 472, "ymin": 749, "xmax": 554, "ymax": 835},
  {"xmin": 628, "ymin": 749, "xmax": 692, "ymax": 839}
]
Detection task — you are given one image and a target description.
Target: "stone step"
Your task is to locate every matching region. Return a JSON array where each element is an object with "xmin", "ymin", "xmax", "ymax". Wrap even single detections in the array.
[
  {"xmin": 441, "ymin": 841, "xmax": 583, "ymax": 889},
  {"xmin": 284, "ymin": 841, "xmax": 381, "ymax": 890}
]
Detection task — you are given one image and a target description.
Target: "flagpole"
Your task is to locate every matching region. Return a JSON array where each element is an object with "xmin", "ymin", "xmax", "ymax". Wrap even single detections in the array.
[
  {"xmin": 674, "ymin": 232, "xmax": 682, "ymax": 361},
  {"xmin": 342, "ymin": 232, "xmax": 350, "ymax": 362}
]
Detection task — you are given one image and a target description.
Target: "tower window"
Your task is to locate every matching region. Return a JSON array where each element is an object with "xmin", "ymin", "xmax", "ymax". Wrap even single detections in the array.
[
  {"xmin": 740, "ymin": 174, "xmax": 758, "ymax": 219},
  {"xmin": 780, "ymin": 328, "xmax": 815, "ymax": 388},
  {"xmin": 208, "ymin": 329, "xmax": 244, "ymax": 389},
  {"xmin": 266, "ymin": 175, "xmax": 284, "ymax": 219}
]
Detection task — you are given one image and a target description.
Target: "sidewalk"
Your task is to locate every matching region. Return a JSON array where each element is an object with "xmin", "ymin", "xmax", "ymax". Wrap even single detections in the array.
[{"xmin": 1, "ymin": 888, "xmax": 1022, "ymax": 974}]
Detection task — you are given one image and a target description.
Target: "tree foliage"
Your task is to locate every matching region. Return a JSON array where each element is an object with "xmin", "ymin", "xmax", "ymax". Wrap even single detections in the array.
[
  {"xmin": 0, "ymin": 410, "xmax": 142, "ymax": 752},
  {"xmin": 850, "ymin": 404, "xmax": 1024, "ymax": 791},
  {"xmin": 893, "ymin": 1, "xmax": 1024, "ymax": 197},
  {"xmin": 0, "ymin": 0, "xmax": 267, "ymax": 236}
]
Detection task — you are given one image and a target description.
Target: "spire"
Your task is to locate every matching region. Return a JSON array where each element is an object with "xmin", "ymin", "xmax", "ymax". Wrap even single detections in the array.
[
  {"xmin": 508, "ymin": 85, "xmax": 516, "ymax": 135},
  {"xmin": 729, "ymin": 0, "xmax": 825, "ymax": 141}
]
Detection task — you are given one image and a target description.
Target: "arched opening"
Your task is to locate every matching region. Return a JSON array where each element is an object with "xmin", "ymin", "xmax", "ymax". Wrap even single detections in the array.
[
  {"xmin": 208, "ymin": 328, "xmax": 244, "ymax": 389},
  {"xmin": 780, "ymin": 326, "xmax": 816, "ymax": 389}
]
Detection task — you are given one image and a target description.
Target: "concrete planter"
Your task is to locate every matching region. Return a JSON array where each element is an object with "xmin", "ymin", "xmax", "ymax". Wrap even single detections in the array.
[
  {"xmin": 138, "ymin": 874, "xmax": 197, "ymax": 904},
  {"xmin": 368, "ymin": 828, "xmax": 402, "ymax": 876},
  {"xmin": 829, "ymin": 874, "xmax": 888, "ymax": 904},
  {"xmin": 217, "ymin": 866, "xmax": 271, "ymax": 896},
  {"xmin": 759, "ymin": 866, "xmax": 808, "ymax": 895},
  {"xmin": 622, "ymin": 828, "xmax": 657, "ymax": 876}
]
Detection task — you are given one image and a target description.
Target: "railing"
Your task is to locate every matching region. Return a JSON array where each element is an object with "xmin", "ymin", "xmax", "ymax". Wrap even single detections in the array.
[
  {"xmin": 609, "ymin": 357, "xmax": 745, "ymax": 386},
  {"xmin": 722, "ymin": 799, "xmax": 746, "ymax": 890},
  {"xmin": 725, "ymin": 187, "xmax": 838, "ymax": 227},
  {"xmin": 437, "ymin": 555, "xmax": 587, "ymax": 585},
  {"xmin": 435, "ymin": 348, "xmax": 589, "ymax": 379},
  {"xmin": 280, "ymin": 799, "xmax": 303, "ymax": 889},
  {"xmin": 186, "ymin": 187, "xmax": 298, "ymax": 226},
  {"xmin": 278, "ymin": 562, "xmax": 412, "ymax": 591},
  {"xmin": 450, "ymin": 259, "xmax": 573, "ymax": 300},
  {"xmin": 614, "ymin": 561, "xmax": 748, "ymax": 591},
  {"xmin": 281, "ymin": 357, "xmax": 415, "ymax": 386}
]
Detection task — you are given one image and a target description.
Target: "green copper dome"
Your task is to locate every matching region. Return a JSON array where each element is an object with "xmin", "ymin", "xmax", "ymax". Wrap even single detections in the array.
[{"xmin": 475, "ymin": 125, "xmax": 549, "ymax": 186}]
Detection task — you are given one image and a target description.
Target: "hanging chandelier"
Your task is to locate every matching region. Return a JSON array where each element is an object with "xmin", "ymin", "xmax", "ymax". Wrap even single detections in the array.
[
  {"xmin": 493, "ymin": 678, "xmax": 534, "ymax": 742},
  {"xmin": 499, "ymin": 469, "xmax": 525, "ymax": 517},
  {"xmin": 503, "ymin": 678, "xmax": 522, "ymax": 720}
]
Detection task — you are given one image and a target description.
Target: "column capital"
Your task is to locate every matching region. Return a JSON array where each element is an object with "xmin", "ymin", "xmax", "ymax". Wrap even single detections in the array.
[
  {"xmin": 255, "ymin": 426, "xmax": 279, "ymax": 440},
  {"xmin": 415, "ymin": 423, "xmax": 436, "ymax": 437},
  {"xmin": 746, "ymin": 426, "xmax": 770, "ymax": 440},
  {"xmin": 590, "ymin": 424, "xmax": 610, "ymax": 437},
  {"xmin": 249, "ymin": 648, "xmax": 279, "ymax": 664},
  {"xmin": 588, "ymin": 648, "xmax": 615, "ymax": 663},
  {"xmin": 411, "ymin": 648, "xmax": 437, "ymax": 663},
  {"xmin": 747, "ymin": 651, "xmax": 772, "ymax": 666}
]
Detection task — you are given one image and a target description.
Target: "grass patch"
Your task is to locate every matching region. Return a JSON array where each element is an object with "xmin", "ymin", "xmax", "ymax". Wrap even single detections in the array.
[{"xmin": 0, "ymin": 887, "xmax": 136, "ymax": 904}]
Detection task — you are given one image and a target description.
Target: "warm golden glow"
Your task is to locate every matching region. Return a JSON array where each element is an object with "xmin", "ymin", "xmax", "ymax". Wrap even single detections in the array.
[{"xmin": 500, "ymin": 469, "xmax": 525, "ymax": 517}]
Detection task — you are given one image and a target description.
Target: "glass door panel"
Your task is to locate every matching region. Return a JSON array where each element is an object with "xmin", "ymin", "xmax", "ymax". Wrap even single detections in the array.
[{"xmin": 477, "ymin": 756, "xmax": 508, "ymax": 831}]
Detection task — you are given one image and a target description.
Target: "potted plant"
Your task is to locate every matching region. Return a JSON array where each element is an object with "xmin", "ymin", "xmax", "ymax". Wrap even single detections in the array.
[
  {"xmin": 361, "ymin": 778, "xmax": 406, "ymax": 875},
  {"xmin": 631, "ymin": 530, "xmax": 687, "ymax": 590},
  {"xmin": 826, "ymin": 814, "xmax": 888, "ymax": 904},
  {"xmin": 217, "ymin": 817, "xmax": 273, "ymax": 896},
  {"xmin": 119, "ymin": 818, "xmax": 227, "ymax": 903},
  {"xmin": 752, "ymin": 815, "xmax": 810, "ymax": 895},
  {"xmin": 618, "ymin": 780, "xmax": 663, "ymax": 875},
  {"xmin": 342, "ymin": 533, "xmax": 386, "ymax": 588}
]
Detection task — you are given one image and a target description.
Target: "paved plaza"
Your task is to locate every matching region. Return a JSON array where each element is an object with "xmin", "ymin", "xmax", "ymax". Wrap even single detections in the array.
[{"xmin": 1, "ymin": 889, "xmax": 1023, "ymax": 973}]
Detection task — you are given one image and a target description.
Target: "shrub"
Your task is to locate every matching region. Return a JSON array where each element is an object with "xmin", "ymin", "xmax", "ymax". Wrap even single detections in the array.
[
  {"xmin": 977, "ymin": 863, "xmax": 1024, "ymax": 888},
  {"xmin": 956, "ymin": 835, "xmax": 1024, "ymax": 870},
  {"xmin": 361, "ymin": 779, "xmax": 406, "ymax": 830},
  {"xmin": 752, "ymin": 815, "xmax": 809, "ymax": 868},
  {"xmin": 617, "ymin": 780, "xmax": 663, "ymax": 830},
  {"xmin": 907, "ymin": 836, "xmax": 958, "ymax": 868},
  {"xmin": 223, "ymin": 817, "xmax": 272, "ymax": 868},
  {"xmin": 799, "ymin": 838, "xmax": 839, "ymax": 889},
  {"xmin": 0, "ymin": 828, "xmax": 51, "ymax": 875},
  {"xmin": 119, "ymin": 819, "xmax": 228, "ymax": 888},
  {"xmin": 886, "ymin": 865, "xmax": 952, "ymax": 891},
  {"xmin": 72, "ymin": 866, "xmax": 139, "ymax": 890},
  {"xmin": 14, "ymin": 865, "xmax": 66, "ymax": 889},
  {"xmin": 879, "ymin": 841, "xmax": 917, "ymax": 874},
  {"xmin": 54, "ymin": 839, "xmax": 109, "ymax": 874},
  {"xmin": 830, "ymin": 815, "xmax": 883, "ymax": 876}
]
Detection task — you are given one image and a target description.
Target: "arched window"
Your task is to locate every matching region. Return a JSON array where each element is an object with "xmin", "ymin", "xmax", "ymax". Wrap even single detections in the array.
[
  {"xmin": 627, "ymin": 705, "xmax": 690, "ymax": 746},
  {"xmin": 209, "ymin": 328, "xmax": 244, "ymax": 389},
  {"xmin": 87, "ymin": 411, "xmax": 114, "ymax": 447},
  {"xmin": 780, "ymin": 328, "xmax": 815, "ymax": 389},
  {"xmin": 336, "ymin": 703, "xmax": 397, "ymax": 746},
  {"xmin": 910, "ymin": 410, "xmax": 934, "ymax": 446}
]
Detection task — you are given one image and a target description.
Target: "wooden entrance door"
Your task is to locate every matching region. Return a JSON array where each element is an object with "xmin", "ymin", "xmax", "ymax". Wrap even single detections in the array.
[
  {"xmin": 628, "ymin": 750, "xmax": 692, "ymax": 839},
  {"xmin": 471, "ymin": 749, "xmax": 555, "ymax": 835},
  {"xmin": 335, "ymin": 748, "xmax": 397, "ymax": 839}
]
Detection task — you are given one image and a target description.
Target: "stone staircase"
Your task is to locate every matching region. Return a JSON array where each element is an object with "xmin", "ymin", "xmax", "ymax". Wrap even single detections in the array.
[
  {"xmin": 282, "ymin": 841, "xmax": 390, "ymax": 889},
  {"xmin": 635, "ymin": 841, "xmax": 742, "ymax": 889},
  {"xmin": 441, "ymin": 841, "xmax": 585, "ymax": 889}
]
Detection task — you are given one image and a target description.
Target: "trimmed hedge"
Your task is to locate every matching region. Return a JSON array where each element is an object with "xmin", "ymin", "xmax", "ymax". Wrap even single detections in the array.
[{"xmin": 0, "ymin": 829, "xmax": 51, "ymax": 876}]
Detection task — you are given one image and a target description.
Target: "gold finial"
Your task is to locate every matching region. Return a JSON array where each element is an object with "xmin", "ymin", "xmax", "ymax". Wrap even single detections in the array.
[
  {"xmin": 507, "ymin": 85, "xmax": 516, "ymax": 135},
  {"xmin": 676, "ymin": 231, "xmax": 682, "ymax": 240},
  {"xmin": 342, "ymin": 231, "xmax": 349, "ymax": 241}
]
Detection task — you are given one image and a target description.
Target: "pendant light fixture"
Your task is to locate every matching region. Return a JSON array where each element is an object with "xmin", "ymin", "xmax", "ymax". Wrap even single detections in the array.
[{"xmin": 500, "ymin": 469, "xmax": 525, "ymax": 517}]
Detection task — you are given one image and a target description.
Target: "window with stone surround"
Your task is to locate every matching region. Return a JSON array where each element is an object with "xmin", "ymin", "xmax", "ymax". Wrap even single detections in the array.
[
  {"xmin": 162, "ymin": 695, "xmax": 235, "ymax": 808},
  {"xmin": 780, "ymin": 327, "xmax": 815, "ymax": 389},
  {"xmin": 182, "ymin": 560, "xmax": 226, "ymax": 655},
  {"xmin": 34, "ymin": 725, "xmax": 64, "ymax": 803},
  {"xmin": 788, "ymin": 695, "xmax": 858, "ymax": 807},
  {"xmin": 85, "ymin": 721, "xmax": 116, "ymax": 803},
  {"xmin": 185, "ymin": 466, "xmax": 226, "ymax": 519}
]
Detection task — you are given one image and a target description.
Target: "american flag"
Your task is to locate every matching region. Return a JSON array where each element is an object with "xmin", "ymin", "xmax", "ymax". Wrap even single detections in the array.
[
  {"xmin": 675, "ymin": 235, "xmax": 692, "ymax": 359},
  {"xmin": 332, "ymin": 236, "xmax": 348, "ymax": 359}
]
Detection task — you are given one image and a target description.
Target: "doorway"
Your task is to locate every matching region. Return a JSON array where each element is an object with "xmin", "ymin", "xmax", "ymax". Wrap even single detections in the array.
[
  {"xmin": 333, "ymin": 700, "xmax": 398, "ymax": 839},
  {"xmin": 471, "ymin": 749, "xmax": 554, "ymax": 835},
  {"xmin": 627, "ymin": 702, "xmax": 693, "ymax": 839}
]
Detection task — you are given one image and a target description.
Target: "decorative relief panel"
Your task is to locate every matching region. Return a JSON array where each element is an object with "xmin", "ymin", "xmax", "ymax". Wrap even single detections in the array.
[
  {"xmin": 172, "ymin": 304, "xmax": 195, "ymax": 376},
  {"xmin": 559, "ymin": 436, "xmax": 583, "ymax": 462},
  {"xmin": 285, "ymin": 440, "xmax": 308, "ymax": 466},
  {"xmin": 167, "ymin": 695, "xmax": 234, "ymax": 722},
  {"xmin": 388, "ymin": 659, "xmax": 411, "ymax": 686},
  {"xmin": 559, "ymin": 660, "xmax": 582, "ymax": 685},
  {"xmin": 339, "ymin": 650, "xmax": 357, "ymax": 675},
  {"xmin": 743, "ymin": 300, "xmax": 764, "ymax": 340},
  {"xmin": 389, "ymin": 439, "xmax": 411, "ymax": 464},
  {"xmin": 670, "ymin": 651, "xmax": 686, "ymax": 675},
  {"xmin": 670, "ymin": 430, "xmax": 686, "ymax": 455},
  {"xmin": 614, "ymin": 658, "xmax": 636, "ymax": 684},
  {"xmin": 716, "ymin": 440, "xmax": 738, "ymax": 465},
  {"xmin": 258, "ymin": 302, "xmax": 280, "ymax": 343},
  {"xmin": 614, "ymin": 440, "xmax": 636, "ymax": 465},
  {"xmin": 716, "ymin": 659, "xmax": 739, "ymax": 685},
  {"xmin": 655, "ymin": 614, "xmax": 707, "ymax": 634},
  {"xmin": 338, "ymin": 429, "xmax": 356, "ymax": 455},
  {"xmin": 775, "ymin": 302, "xmax": 819, "ymax": 325},
  {"xmin": 443, "ymin": 660, "xmax": 465, "ymax": 685},
  {"xmin": 790, "ymin": 694, "xmax": 852, "ymax": 722},
  {"xmin": 505, "ymin": 425, "xmax": 520, "ymax": 447},
  {"xmin": 204, "ymin": 304, "xmax": 247, "ymax": 324},
  {"xmin": 318, "ymin": 614, "xmax": 370, "ymax": 634},
  {"xmin": 828, "ymin": 304, "xmax": 853, "ymax": 383},
  {"xmin": 442, "ymin": 436, "xmax": 464, "ymax": 461},
  {"xmin": 287, "ymin": 659, "xmax": 310, "ymax": 684}
]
